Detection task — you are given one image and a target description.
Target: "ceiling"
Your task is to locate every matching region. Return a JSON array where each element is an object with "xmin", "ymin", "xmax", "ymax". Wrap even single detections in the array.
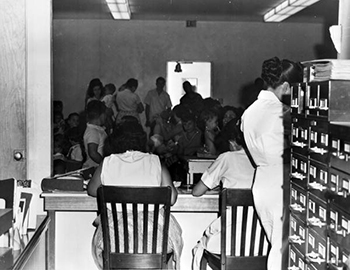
[{"xmin": 53, "ymin": 0, "xmax": 338, "ymax": 23}]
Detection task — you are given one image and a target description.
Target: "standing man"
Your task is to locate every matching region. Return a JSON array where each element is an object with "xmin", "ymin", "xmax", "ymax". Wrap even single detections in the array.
[{"xmin": 144, "ymin": 77, "xmax": 172, "ymax": 136}]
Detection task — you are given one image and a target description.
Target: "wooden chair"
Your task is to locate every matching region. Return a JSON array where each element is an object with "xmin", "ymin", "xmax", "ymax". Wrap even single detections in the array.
[
  {"xmin": 201, "ymin": 188, "xmax": 270, "ymax": 270},
  {"xmin": 0, "ymin": 178, "xmax": 15, "ymax": 246},
  {"xmin": 97, "ymin": 185, "xmax": 173, "ymax": 270},
  {"xmin": 0, "ymin": 178, "xmax": 15, "ymax": 209}
]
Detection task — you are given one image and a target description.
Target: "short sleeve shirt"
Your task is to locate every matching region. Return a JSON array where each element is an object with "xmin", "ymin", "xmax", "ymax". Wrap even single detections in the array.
[
  {"xmin": 144, "ymin": 89, "xmax": 172, "ymax": 120},
  {"xmin": 201, "ymin": 149, "xmax": 255, "ymax": 189},
  {"xmin": 116, "ymin": 88, "xmax": 141, "ymax": 112},
  {"xmin": 83, "ymin": 123, "xmax": 107, "ymax": 167}
]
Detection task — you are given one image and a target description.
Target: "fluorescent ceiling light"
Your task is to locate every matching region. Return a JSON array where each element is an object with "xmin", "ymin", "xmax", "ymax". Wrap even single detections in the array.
[
  {"xmin": 106, "ymin": 0, "xmax": 131, "ymax": 20},
  {"xmin": 264, "ymin": 0, "xmax": 320, "ymax": 22}
]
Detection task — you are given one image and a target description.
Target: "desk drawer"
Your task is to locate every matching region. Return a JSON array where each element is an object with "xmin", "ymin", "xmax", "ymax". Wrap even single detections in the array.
[
  {"xmin": 289, "ymin": 245, "xmax": 307, "ymax": 270},
  {"xmin": 290, "ymin": 183, "xmax": 307, "ymax": 222},
  {"xmin": 307, "ymin": 193, "xmax": 327, "ymax": 237},
  {"xmin": 308, "ymin": 160, "xmax": 328, "ymax": 200},
  {"xmin": 291, "ymin": 153, "xmax": 309, "ymax": 189},
  {"xmin": 291, "ymin": 117, "xmax": 310, "ymax": 156},
  {"xmin": 306, "ymin": 228, "xmax": 327, "ymax": 269},
  {"xmin": 290, "ymin": 214, "xmax": 307, "ymax": 255}
]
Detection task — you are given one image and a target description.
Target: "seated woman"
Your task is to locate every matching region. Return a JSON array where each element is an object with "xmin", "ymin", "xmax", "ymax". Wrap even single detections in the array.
[
  {"xmin": 153, "ymin": 104, "xmax": 186, "ymax": 143},
  {"xmin": 191, "ymin": 128, "xmax": 256, "ymax": 270},
  {"xmin": 87, "ymin": 121, "xmax": 183, "ymax": 270},
  {"xmin": 198, "ymin": 108, "xmax": 220, "ymax": 156},
  {"xmin": 214, "ymin": 117, "xmax": 242, "ymax": 155},
  {"xmin": 164, "ymin": 110, "xmax": 203, "ymax": 183}
]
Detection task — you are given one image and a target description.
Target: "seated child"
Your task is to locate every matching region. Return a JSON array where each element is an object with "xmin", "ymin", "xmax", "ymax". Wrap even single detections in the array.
[
  {"xmin": 53, "ymin": 111, "xmax": 66, "ymax": 135},
  {"xmin": 164, "ymin": 111, "xmax": 202, "ymax": 183},
  {"xmin": 151, "ymin": 105, "xmax": 186, "ymax": 156},
  {"xmin": 83, "ymin": 100, "xmax": 108, "ymax": 168},
  {"xmin": 66, "ymin": 127, "xmax": 86, "ymax": 163},
  {"xmin": 53, "ymin": 133, "xmax": 69, "ymax": 175},
  {"xmin": 65, "ymin": 112, "xmax": 80, "ymax": 130}
]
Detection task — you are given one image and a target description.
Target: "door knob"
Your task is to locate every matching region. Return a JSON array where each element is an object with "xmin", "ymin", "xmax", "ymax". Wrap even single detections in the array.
[{"xmin": 13, "ymin": 150, "xmax": 24, "ymax": 161}]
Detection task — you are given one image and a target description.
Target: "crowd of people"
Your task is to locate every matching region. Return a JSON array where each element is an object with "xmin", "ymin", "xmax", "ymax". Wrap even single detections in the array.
[
  {"xmin": 53, "ymin": 76, "xmax": 244, "ymax": 177},
  {"xmin": 53, "ymin": 55, "xmax": 304, "ymax": 270}
]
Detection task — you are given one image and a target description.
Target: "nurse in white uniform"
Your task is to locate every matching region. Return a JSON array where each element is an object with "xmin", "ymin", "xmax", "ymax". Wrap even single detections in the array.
[{"xmin": 241, "ymin": 57, "xmax": 303, "ymax": 270}]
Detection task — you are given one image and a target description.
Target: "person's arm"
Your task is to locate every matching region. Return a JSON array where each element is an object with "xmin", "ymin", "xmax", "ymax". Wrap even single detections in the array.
[
  {"xmin": 192, "ymin": 180, "xmax": 209, "ymax": 197},
  {"xmin": 204, "ymin": 130, "xmax": 217, "ymax": 155},
  {"xmin": 87, "ymin": 163, "xmax": 103, "ymax": 197},
  {"xmin": 160, "ymin": 163, "xmax": 178, "ymax": 205},
  {"xmin": 87, "ymin": 143, "xmax": 103, "ymax": 164},
  {"xmin": 192, "ymin": 153, "xmax": 226, "ymax": 197}
]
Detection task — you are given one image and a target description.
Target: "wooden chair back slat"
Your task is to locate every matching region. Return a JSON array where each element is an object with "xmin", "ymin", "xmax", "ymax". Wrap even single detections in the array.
[
  {"xmin": 133, "ymin": 203, "xmax": 138, "ymax": 253},
  {"xmin": 239, "ymin": 206, "xmax": 248, "ymax": 256},
  {"xmin": 111, "ymin": 203, "xmax": 119, "ymax": 253},
  {"xmin": 258, "ymin": 226, "xmax": 267, "ymax": 256},
  {"xmin": 97, "ymin": 185, "xmax": 172, "ymax": 270},
  {"xmin": 143, "ymin": 203, "xmax": 148, "ymax": 253},
  {"xmin": 122, "ymin": 203, "xmax": 129, "ymax": 253},
  {"xmin": 249, "ymin": 212, "xmax": 258, "ymax": 256},
  {"xmin": 152, "ymin": 204, "xmax": 160, "ymax": 254},
  {"xmin": 229, "ymin": 206, "xmax": 236, "ymax": 256}
]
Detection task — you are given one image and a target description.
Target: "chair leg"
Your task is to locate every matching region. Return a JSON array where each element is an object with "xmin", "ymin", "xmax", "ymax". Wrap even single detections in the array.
[
  {"xmin": 166, "ymin": 254, "xmax": 174, "ymax": 269},
  {"xmin": 200, "ymin": 254, "xmax": 208, "ymax": 270}
]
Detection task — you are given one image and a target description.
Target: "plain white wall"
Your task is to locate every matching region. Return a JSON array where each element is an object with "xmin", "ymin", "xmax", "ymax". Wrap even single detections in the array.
[{"xmin": 53, "ymin": 19, "xmax": 333, "ymax": 120}]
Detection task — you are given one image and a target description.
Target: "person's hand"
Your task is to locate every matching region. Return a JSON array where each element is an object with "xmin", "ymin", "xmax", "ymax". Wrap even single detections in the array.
[
  {"xmin": 167, "ymin": 139, "xmax": 175, "ymax": 147},
  {"xmin": 166, "ymin": 140, "xmax": 176, "ymax": 151}
]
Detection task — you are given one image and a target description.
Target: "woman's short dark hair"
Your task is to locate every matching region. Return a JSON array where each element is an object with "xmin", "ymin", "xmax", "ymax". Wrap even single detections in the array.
[
  {"xmin": 125, "ymin": 78, "xmax": 138, "ymax": 89},
  {"xmin": 261, "ymin": 57, "xmax": 303, "ymax": 89},
  {"xmin": 86, "ymin": 100, "xmax": 106, "ymax": 121},
  {"xmin": 104, "ymin": 121, "xmax": 147, "ymax": 156}
]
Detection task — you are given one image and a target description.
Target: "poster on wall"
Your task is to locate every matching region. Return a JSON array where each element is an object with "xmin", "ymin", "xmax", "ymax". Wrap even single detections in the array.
[{"xmin": 167, "ymin": 61, "xmax": 211, "ymax": 107}]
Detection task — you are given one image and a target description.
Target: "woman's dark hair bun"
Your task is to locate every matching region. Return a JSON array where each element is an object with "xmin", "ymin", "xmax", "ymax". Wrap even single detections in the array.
[
  {"xmin": 261, "ymin": 57, "xmax": 283, "ymax": 89},
  {"xmin": 261, "ymin": 56, "xmax": 303, "ymax": 88}
]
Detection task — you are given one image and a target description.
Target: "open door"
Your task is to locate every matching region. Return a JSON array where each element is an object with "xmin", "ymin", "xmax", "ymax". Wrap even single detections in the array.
[
  {"xmin": 0, "ymin": 1, "xmax": 27, "ymax": 180},
  {"xmin": 167, "ymin": 61, "xmax": 211, "ymax": 107}
]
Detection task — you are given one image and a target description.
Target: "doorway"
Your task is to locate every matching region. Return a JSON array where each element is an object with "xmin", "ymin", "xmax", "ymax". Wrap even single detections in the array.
[{"xmin": 166, "ymin": 61, "xmax": 211, "ymax": 107}]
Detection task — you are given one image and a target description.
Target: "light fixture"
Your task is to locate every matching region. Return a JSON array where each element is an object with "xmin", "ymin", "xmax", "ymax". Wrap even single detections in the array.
[
  {"xmin": 106, "ymin": 0, "xmax": 131, "ymax": 20},
  {"xmin": 264, "ymin": 0, "xmax": 320, "ymax": 22},
  {"xmin": 174, "ymin": 62, "xmax": 182, "ymax": 73}
]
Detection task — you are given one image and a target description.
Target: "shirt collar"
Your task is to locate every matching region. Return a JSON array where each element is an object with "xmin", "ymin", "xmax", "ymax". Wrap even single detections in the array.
[
  {"xmin": 87, "ymin": 123, "xmax": 105, "ymax": 131},
  {"xmin": 257, "ymin": 90, "xmax": 282, "ymax": 103}
]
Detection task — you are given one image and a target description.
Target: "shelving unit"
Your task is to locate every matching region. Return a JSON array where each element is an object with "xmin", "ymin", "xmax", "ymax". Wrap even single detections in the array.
[{"xmin": 288, "ymin": 79, "xmax": 350, "ymax": 270}]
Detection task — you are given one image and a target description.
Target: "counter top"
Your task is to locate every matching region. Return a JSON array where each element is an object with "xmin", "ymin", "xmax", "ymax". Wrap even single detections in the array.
[{"xmin": 41, "ymin": 188, "xmax": 219, "ymax": 212}]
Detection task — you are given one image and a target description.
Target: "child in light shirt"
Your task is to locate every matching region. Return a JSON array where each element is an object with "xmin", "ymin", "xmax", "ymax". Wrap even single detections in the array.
[{"xmin": 83, "ymin": 100, "xmax": 108, "ymax": 168}]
